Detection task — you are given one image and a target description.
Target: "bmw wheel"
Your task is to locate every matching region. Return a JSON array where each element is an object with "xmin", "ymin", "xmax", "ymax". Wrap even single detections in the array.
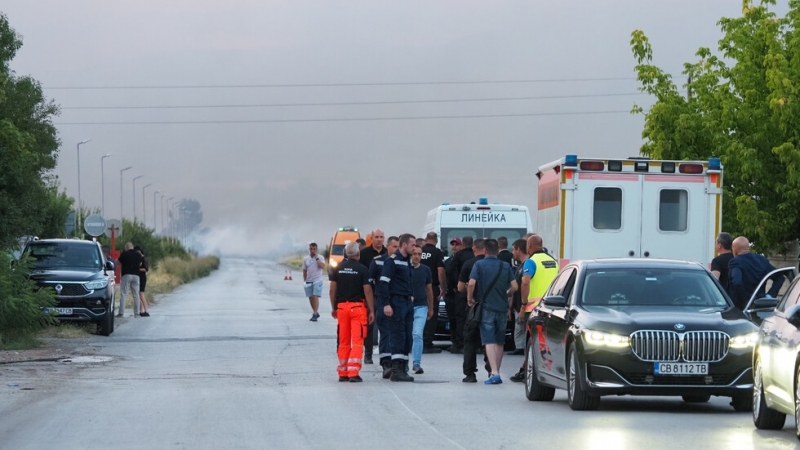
[
  {"xmin": 525, "ymin": 335, "xmax": 555, "ymax": 402},
  {"xmin": 752, "ymin": 357, "xmax": 785, "ymax": 429},
  {"xmin": 567, "ymin": 343, "xmax": 599, "ymax": 411}
]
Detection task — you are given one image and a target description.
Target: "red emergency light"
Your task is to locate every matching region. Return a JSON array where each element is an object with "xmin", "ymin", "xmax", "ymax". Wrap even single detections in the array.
[
  {"xmin": 679, "ymin": 164, "xmax": 704, "ymax": 174},
  {"xmin": 579, "ymin": 161, "xmax": 604, "ymax": 171}
]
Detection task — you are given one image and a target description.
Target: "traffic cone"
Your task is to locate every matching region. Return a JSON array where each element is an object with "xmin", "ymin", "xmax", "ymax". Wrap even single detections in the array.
[
  {"xmin": 284, "ymin": 270, "xmax": 289, "ymax": 280},
  {"xmin": 288, "ymin": 271, "xmax": 293, "ymax": 280}
]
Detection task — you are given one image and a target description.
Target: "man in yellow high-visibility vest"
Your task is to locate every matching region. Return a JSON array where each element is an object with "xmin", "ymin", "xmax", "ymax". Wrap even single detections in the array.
[{"xmin": 510, "ymin": 234, "xmax": 559, "ymax": 382}]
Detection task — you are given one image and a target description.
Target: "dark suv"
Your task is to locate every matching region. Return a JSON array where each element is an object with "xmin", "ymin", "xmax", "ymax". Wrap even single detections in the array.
[{"xmin": 23, "ymin": 239, "xmax": 116, "ymax": 336}]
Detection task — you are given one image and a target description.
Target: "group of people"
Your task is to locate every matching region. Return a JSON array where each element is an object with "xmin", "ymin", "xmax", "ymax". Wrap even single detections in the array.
[
  {"xmin": 711, "ymin": 232, "xmax": 788, "ymax": 309},
  {"xmin": 303, "ymin": 229, "xmax": 560, "ymax": 385},
  {"xmin": 112, "ymin": 242, "xmax": 151, "ymax": 318}
]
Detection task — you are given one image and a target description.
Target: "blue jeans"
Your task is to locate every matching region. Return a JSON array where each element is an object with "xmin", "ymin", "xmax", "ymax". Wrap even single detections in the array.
[{"xmin": 412, "ymin": 305, "xmax": 428, "ymax": 366}]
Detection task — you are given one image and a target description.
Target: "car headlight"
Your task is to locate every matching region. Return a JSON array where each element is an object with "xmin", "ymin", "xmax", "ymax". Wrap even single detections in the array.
[
  {"xmin": 729, "ymin": 332, "xmax": 759, "ymax": 349},
  {"xmin": 84, "ymin": 279, "xmax": 108, "ymax": 290},
  {"xmin": 329, "ymin": 259, "xmax": 338, "ymax": 268},
  {"xmin": 584, "ymin": 329, "xmax": 630, "ymax": 348}
]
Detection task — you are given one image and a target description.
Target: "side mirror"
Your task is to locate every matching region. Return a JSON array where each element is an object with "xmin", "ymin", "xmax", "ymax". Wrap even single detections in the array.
[
  {"xmin": 104, "ymin": 261, "xmax": 114, "ymax": 271},
  {"xmin": 752, "ymin": 297, "xmax": 779, "ymax": 309},
  {"xmin": 786, "ymin": 305, "xmax": 800, "ymax": 327},
  {"xmin": 543, "ymin": 295, "xmax": 567, "ymax": 308}
]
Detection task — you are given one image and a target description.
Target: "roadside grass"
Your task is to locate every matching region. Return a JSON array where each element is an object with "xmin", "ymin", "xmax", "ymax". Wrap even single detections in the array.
[
  {"xmin": 281, "ymin": 254, "xmax": 305, "ymax": 270},
  {"xmin": 0, "ymin": 255, "xmax": 221, "ymax": 349}
]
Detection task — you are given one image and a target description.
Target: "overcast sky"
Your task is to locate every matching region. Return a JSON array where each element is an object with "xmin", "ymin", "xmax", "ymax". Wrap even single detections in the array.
[{"xmin": 3, "ymin": 0, "xmax": 781, "ymax": 255}]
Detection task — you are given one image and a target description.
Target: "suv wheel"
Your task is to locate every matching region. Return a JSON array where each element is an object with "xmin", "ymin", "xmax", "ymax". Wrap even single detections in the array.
[
  {"xmin": 752, "ymin": 357, "xmax": 786, "ymax": 429},
  {"xmin": 97, "ymin": 304, "xmax": 114, "ymax": 336},
  {"xmin": 525, "ymin": 335, "xmax": 555, "ymax": 402},
  {"xmin": 567, "ymin": 343, "xmax": 600, "ymax": 411}
]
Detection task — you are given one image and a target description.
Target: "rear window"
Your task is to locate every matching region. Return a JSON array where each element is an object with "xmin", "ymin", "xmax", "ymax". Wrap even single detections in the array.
[
  {"xmin": 579, "ymin": 268, "xmax": 728, "ymax": 308},
  {"xmin": 24, "ymin": 242, "xmax": 102, "ymax": 270}
]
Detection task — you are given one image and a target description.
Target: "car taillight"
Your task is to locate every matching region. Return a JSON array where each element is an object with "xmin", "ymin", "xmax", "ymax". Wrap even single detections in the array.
[
  {"xmin": 679, "ymin": 164, "xmax": 704, "ymax": 174},
  {"xmin": 579, "ymin": 161, "xmax": 604, "ymax": 171}
]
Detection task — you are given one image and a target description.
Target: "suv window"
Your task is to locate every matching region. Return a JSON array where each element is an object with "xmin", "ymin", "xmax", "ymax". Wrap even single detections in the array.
[{"xmin": 26, "ymin": 242, "xmax": 103, "ymax": 270}]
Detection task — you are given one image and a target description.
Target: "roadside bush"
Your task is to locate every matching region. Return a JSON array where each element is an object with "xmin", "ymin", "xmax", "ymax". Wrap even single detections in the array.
[
  {"xmin": 158, "ymin": 255, "xmax": 219, "ymax": 283},
  {"xmin": 0, "ymin": 254, "xmax": 56, "ymax": 345}
]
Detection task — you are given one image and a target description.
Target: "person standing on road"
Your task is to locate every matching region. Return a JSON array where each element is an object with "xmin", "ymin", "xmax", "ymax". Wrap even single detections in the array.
[
  {"xmin": 510, "ymin": 238, "xmax": 531, "ymax": 382},
  {"xmin": 359, "ymin": 229, "xmax": 388, "ymax": 365},
  {"xmin": 369, "ymin": 236, "xmax": 399, "ymax": 378},
  {"xmin": 710, "ymin": 232, "xmax": 734, "ymax": 291},
  {"xmin": 117, "ymin": 242, "xmax": 143, "ymax": 318},
  {"xmin": 459, "ymin": 238, "xmax": 487, "ymax": 382},
  {"xmin": 521, "ymin": 234, "xmax": 560, "ymax": 381},
  {"xmin": 302, "ymin": 242, "xmax": 326, "ymax": 322},
  {"xmin": 410, "ymin": 246, "xmax": 434, "ymax": 374},
  {"xmin": 444, "ymin": 237, "xmax": 463, "ymax": 352},
  {"xmin": 468, "ymin": 239, "xmax": 517, "ymax": 385},
  {"xmin": 356, "ymin": 238, "xmax": 367, "ymax": 251},
  {"xmin": 728, "ymin": 236, "xmax": 785, "ymax": 310},
  {"xmin": 135, "ymin": 246, "xmax": 151, "ymax": 317},
  {"xmin": 377, "ymin": 233, "xmax": 416, "ymax": 382},
  {"xmin": 329, "ymin": 242, "xmax": 374, "ymax": 382},
  {"xmin": 420, "ymin": 231, "xmax": 445, "ymax": 354},
  {"xmin": 451, "ymin": 236, "xmax": 475, "ymax": 354}
]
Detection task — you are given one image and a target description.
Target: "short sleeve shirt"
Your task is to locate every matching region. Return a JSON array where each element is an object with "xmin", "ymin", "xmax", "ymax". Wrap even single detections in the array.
[
  {"xmin": 420, "ymin": 244, "xmax": 445, "ymax": 287},
  {"xmin": 302, "ymin": 254, "xmax": 325, "ymax": 282},
  {"xmin": 522, "ymin": 259, "xmax": 536, "ymax": 278},
  {"xmin": 711, "ymin": 252, "xmax": 733, "ymax": 291},
  {"xmin": 330, "ymin": 259, "xmax": 369, "ymax": 305},
  {"xmin": 469, "ymin": 256, "xmax": 516, "ymax": 313},
  {"xmin": 412, "ymin": 264, "xmax": 432, "ymax": 307}
]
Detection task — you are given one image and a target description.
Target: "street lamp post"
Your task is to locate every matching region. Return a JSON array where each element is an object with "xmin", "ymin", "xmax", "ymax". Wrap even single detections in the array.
[
  {"xmin": 142, "ymin": 184, "xmax": 152, "ymax": 226},
  {"xmin": 152, "ymin": 190, "xmax": 160, "ymax": 230},
  {"xmin": 120, "ymin": 166, "xmax": 132, "ymax": 220},
  {"xmin": 76, "ymin": 139, "xmax": 91, "ymax": 233},
  {"xmin": 162, "ymin": 196, "xmax": 172, "ymax": 236},
  {"xmin": 100, "ymin": 154, "xmax": 113, "ymax": 217},
  {"xmin": 132, "ymin": 175, "xmax": 144, "ymax": 222}
]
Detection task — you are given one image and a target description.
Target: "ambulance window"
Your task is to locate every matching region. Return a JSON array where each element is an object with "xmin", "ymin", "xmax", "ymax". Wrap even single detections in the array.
[
  {"xmin": 659, "ymin": 190, "xmax": 688, "ymax": 232},
  {"xmin": 593, "ymin": 188, "xmax": 622, "ymax": 230}
]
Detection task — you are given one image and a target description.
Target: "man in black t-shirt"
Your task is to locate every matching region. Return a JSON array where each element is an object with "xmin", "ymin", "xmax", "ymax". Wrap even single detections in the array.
[
  {"xmin": 117, "ymin": 242, "xmax": 144, "ymax": 317},
  {"xmin": 457, "ymin": 238, "xmax": 489, "ymax": 382},
  {"xmin": 420, "ymin": 232, "xmax": 445, "ymax": 353},
  {"xmin": 358, "ymin": 229, "xmax": 387, "ymax": 365},
  {"xmin": 711, "ymin": 232, "xmax": 734, "ymax": 292},
  {"xmin": 449, "ymin": 236, "xmax": 475, "ymax": 354},
  {"xmin": 497, "ymin": 236, "xmax": 514, "ymax": 266},
  {"xmin": 329, "ymin": 243, "xmax": 374, "ymax": 383}
]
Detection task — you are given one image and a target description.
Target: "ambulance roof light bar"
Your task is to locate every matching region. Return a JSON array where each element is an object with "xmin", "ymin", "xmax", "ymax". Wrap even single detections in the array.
[
  {"xmin": 565, "ymin": 154, "xmax": 578, "ymax": 167},
  {"xmin": 708, "ymin": 157, "xmax": 722, "ymax": 172},
  {"xmin": 478, "ymin": 197, "xmax": 489, "ymax": 205}
]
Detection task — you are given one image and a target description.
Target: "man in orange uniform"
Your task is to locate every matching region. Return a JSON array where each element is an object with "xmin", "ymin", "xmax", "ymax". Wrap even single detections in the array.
[{"xmin": 330, "ymin": 242, "xmax": 375, "ymax": 382}]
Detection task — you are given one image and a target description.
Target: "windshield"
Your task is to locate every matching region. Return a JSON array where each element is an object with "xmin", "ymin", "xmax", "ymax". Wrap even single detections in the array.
[
  {"xmin": 579, "ymin": 268, "xmax": 729, "ymax": 308},
  {"xmin": 440, "ymin": 227, "xmax": 527, "ymax": 251},
  {"xmin": 331, "ymin": 245, "xmax": 345, "ymax": 256},
  {"xmin": 24, "ymin": 242, "xmax": 103, "ymax": 270}
]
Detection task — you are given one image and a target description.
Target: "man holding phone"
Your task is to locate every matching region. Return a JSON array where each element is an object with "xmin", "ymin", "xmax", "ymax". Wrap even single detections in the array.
[{"xmin": 303, "ymin": 242, "xmax": 326, "ymax": 321}]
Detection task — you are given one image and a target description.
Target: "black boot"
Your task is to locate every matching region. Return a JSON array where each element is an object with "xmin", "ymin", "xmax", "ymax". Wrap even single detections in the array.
[
  {"xmin": 382, "ymin": 360, "xmax": 392, "ymax": 379},
  {"xmin": 390, "ymin": 360, "xmax": 414, "ymax": 382}
]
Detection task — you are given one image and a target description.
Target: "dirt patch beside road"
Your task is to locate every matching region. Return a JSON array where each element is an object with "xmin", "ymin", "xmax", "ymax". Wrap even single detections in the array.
[{"xmin": 0, "ymin": 338, "xmax": 93, "ymax": 365}]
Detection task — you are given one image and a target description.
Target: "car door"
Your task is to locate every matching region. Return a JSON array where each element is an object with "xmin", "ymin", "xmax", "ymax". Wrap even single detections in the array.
[
  {"xmin": 537, "ymin": 267, "xmax": 577, "ymax": 384},
  {"xmin": 744, "ymin": 267, "xmax": 797, "ymax": 325},
  {"xmin": 764, "ymin": 281, "xmax": 800, "ymax": 413}
]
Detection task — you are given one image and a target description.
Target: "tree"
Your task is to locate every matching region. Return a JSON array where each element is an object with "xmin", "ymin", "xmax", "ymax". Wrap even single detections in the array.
[
  {"xmin": 0, "ymin": 13, "xmax": 61, "ymax": 250},
  {"xmin": 630, "ymin": 0, "xmax": 800, "ymax": 253}
]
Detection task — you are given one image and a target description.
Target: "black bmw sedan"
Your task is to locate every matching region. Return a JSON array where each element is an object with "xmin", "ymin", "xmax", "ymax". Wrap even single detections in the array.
[{"xmin": 525, "ymin": 258, "xmax": 758, "ymax": 411}]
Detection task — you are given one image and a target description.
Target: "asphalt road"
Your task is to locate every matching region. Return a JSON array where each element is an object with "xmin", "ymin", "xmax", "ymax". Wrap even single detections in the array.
[{"xmin": 1, "ymin": 257, "xmax": 799, "ymax": 450}]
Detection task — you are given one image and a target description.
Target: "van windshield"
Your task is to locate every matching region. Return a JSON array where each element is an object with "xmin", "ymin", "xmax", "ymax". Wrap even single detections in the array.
[
  {"xmin": 331, "ymin": 245, "xmax": 345, "ymax": 256},
  {"xmin": 440, "ymin": 228, "xmax": 527, "ymax": 251}
]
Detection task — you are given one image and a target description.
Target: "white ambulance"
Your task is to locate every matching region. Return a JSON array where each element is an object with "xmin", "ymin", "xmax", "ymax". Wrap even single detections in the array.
[
  {"xmin": 536, "ymin": 154, "xmax": 722, "ymax": 267},
  {"xmin": 424, "ymin": 198, "xmax": 533, "ymax": 255}
]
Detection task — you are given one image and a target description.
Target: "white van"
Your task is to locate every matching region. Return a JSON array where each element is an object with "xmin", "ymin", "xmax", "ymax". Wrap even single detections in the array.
[
  {"xmin": 423, "ymin": 198, "xmax": 533, "ymax": 255},
  {"xmin": 536, "ymin": 154, "xmax": 723, "ymax": 267}
]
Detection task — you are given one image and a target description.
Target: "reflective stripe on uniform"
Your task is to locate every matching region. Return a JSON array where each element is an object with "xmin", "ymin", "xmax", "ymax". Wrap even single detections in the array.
[
  {"xmin": 393, "ymin": 260, "xmax": 408, "ymax": 266},
  {"xmin": 380, "ymin": 276, "xmax": 391, "ymax": 283},
  {"xmin": 391, "ymin": 354, "xmax": 409, "ymax": 360}
]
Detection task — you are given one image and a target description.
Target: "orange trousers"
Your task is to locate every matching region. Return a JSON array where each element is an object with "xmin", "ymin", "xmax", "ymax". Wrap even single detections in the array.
[{"xmin": 337, "ymin": 302, "xmax": 367, "ymax": 377}]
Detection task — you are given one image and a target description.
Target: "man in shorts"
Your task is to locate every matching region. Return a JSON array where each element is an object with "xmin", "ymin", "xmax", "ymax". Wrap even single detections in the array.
[{"xmin": 302, "ymin": 242, "xmax": 326, "ymax": 321}]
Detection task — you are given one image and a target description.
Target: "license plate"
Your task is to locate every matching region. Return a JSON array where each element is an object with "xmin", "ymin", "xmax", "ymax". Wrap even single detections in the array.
[
  {"xmin": 654, "ymin": 362, "xmax": 708, "ymax": 375},
  {"xmin": 45, "ymin": 308, "xmax": 73, "ymax": 315}
]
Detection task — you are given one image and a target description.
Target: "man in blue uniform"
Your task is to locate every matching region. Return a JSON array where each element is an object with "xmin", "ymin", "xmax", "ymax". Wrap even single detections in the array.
[
  {"xmin": 377, "ymin": 233, "xmax": 417, "ymax": 382},
  {"xmin": 369, "ymin": 236, "xmax": 399, "ymax": 378}
]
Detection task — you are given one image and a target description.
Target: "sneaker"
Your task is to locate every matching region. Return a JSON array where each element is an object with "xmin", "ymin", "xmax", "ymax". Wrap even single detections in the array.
[
  {"xmin": 140, "ymin": 312, "xmax": 150, "ymax": 317},
  {"xmin": 510, "ymin": 369, "xmax": 525, "ymax": 383},
  {"xmin": 134, "ymin": 314, "xmax": 141, "ymax": 318},
  {"xmin": 413, "ymin": 365, "xmax": 424, "ymax": 374},
  {"xmin": 310, "ymin": 314, "xmax": 319, "ymax": 322},
  {"xmin": 485, "ymin": 374, "xmax": 503, "ymax": 385},
  {"xmin": 338, "ymin": 376, "xmax": 349, "ymax": 382},
  {"xmin": 364, "ymin": 355, "xmax": 373, "ymax": 365},
  {"xmin": 349, "ymin": 375, "xmax": 363, "ymax": 382},
  {"xmin": 422, "ymin": 347, "xmax": 442, "ymax": 354},
  {"xmin": 462, "ymin": 374, "xmax": 477, "ymax": 383},
  {"xmin": 115, "ymin": 314, "xmax": 123, "ymax": 318}
]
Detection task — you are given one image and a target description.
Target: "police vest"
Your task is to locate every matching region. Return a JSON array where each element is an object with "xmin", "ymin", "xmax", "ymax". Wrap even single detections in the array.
[{"xmin": 525, "ymin": 252, "xmax": 559, "ymax": 312}]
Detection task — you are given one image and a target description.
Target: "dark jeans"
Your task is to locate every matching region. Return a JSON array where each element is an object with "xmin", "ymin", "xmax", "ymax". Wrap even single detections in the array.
[
  {"xmin": 462, "ymin": 319, "xmax": 489, "ymax": 376},
  {"xmin": 444, "ymin": 293, "xmax": 458, "ymax": 345},
  {"xmin": 453, "ymin": 293, "xmax": 468, "ymax": 350},
  {"xmin": 377, "ymin": 308, "xmax": 391, "ymax": 364},
  {"xmin": 422, "ymin": 286, "xmax": 441, "ymax": 347},
  {"xmin": 389, "ymin": 297, "xmax": 414, "ymax": 360}
]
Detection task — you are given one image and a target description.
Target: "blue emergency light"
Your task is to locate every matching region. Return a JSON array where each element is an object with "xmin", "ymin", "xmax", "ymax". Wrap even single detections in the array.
[
  {"xmin": 708, "ymin": 157, "xmax": 721, "ymax": 171},
  {"xmin": 565, "ymin": 154, "xmax": 578, "ymax": 167},
  {"xmin": 478, "ymin": 197, "xmax": 488, "ymax": 205},
  {"xmin": 442, "ymin": 202, "xmax": 450, "ymax": 206}
]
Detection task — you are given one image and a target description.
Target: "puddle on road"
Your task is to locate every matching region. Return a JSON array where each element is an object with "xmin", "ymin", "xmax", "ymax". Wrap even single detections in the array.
[{"xmin": 58, "ymin": 356, "xmax": 114, "ymax": 364}]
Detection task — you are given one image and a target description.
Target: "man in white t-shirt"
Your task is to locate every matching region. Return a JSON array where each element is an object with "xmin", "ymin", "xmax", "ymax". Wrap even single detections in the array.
[{"xmin": 302, "ymin": 242, "xmax": 326, "ymax": 321}]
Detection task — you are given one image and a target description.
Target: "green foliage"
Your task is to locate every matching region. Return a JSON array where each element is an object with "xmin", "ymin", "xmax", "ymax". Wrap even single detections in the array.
[
  {"xmin": 96, "ymin": 218, "xmax": 189, "ymax": 268},
  {"xmin": 630, "ymin": 0, "xmax": 800, "ymax": 253},
  {"xmin": 0, "ymin": 254, "xmax": 56, "ymax": 345},
  {"xmin": 0, "ymin": 13, "xmax": 61, "ymax": 250},
  {"xmin": 38, "ymin": 181, "xmax": 74, "ymax": 238},
  {"xmin": 158, "ymin": 255, "xmax": 220, "ymax": 283}
]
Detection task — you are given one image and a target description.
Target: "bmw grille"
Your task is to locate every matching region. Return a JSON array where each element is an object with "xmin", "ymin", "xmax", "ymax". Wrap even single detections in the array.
[{"xmin": 630, "ymin": 330, "xmax": 729, "ymax": 363}]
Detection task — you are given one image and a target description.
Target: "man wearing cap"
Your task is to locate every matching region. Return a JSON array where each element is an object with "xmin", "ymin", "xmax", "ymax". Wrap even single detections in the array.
[
  {"xmin": 302, "ymin": 242, "xmax": 326, "ymax": 321},
  {"xmin": 420, "ymin": 231, "xmax": 446, "ymax": 353},
  {"xmin": 359, "ymin": 229, "xmax": 388, "ymax": 365},
  {"xmin": 444, "ymin": 237, "xmax": 463, "ymax": 352}
]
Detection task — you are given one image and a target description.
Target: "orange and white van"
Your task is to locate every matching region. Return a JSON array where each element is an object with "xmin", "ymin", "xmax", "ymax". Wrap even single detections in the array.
[{"xmin": 327, "ymin": 227, "xmax": 361, "ymax": 270}]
